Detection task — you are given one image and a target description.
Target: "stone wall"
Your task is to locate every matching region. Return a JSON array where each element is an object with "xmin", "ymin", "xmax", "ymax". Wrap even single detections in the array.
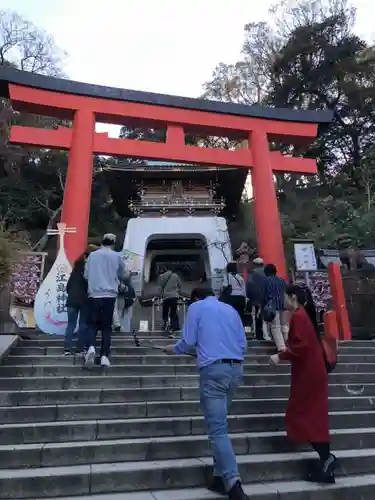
[
  {"xmin": 342, "ymin": 270, "xmax": 375, "ymax": 339},
  {"xmin": 0, "ymin": 285, "xmax": 17, "ymax": 333},
  {"xmin": 294, "ymin": 271, "xmax": 332, "ymax": 323}
]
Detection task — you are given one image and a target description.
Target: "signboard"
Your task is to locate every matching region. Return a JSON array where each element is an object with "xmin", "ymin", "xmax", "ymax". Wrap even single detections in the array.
[
  {"xmin": 9, "ymin": 252, "xmax": 47, "ymax": 328},
  {"xmin": 34, "ymin": 224, "xmax": 75, "ymax": 335},
  {"xmin": 122, "ymin": 249, "xmax": 142, "ymax": 296},
  {"xmin": 122, "ymin": 249, "xmax": 142, "ymax": 274},
  {"xmin": 294, "ymin": 242, "xmax": 317, "ymax": 272},
  {"xmin": 139, "ymin": 320, "xmax": 149, "ymax": 332}
]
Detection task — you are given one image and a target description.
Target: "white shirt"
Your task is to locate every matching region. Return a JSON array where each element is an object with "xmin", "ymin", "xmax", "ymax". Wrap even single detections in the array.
[{"xmin": 227, "ymin": 273, "xmax": 246, "ymax": 297}]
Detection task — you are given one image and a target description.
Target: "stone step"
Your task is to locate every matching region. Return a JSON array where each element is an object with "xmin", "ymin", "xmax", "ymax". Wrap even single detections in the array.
[
  {"xmin": 18, "ymin": 331, "xmax": 173, "ymax": 341},
  {"xmin": 1, "ymin": 428, "xmax": 374, "ymax": 469},
  {"xmin": 23, "ymin": 474, "xmax": 375, "ymax": 500},
  {"xmin": 0, "ymin": 362, "xmax": 372, "ymax": 378},
  {"xmin": 2, "ymin": 396, "xmax": 375, "ymax": 424},
  {"xmin": 13, "ymin": 345, "xmax": 375, "ymax": 358},
  {"xmin": 1, "ymin": 410, "xmax": 375, "ymax": 445},
  {"xmin": 18, "ymin": 336, "xmax": 266, "ymax": 346},
  {"xmin": 3, "ymin": 337, "xmax": 375, "ymax": 500},
  {"xmin": 0, "ymin": 382, "xmax": 371, "ymax": 406},
  {"xmin": 15, "ymin": 341, "xmax": 375, "ymax": 354},
  {"xmin": 9, "ymin": 350, "xmax": 375, "ymax": 365},
  {"xmin": 17, "ymin": 336, "xmax": 375, "ymax": 346},
  {"xmin": 0, "ymin": 448, "xmax": 374, "ymax": 499},
  {"xmin": 0, "ymin": 371, "xmax": 373, "ymax": 389}
]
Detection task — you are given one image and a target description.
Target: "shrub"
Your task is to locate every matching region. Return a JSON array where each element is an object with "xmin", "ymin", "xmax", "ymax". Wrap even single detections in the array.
[{"xmin": 0, "ymin": 224, "xmax": 29, "ymax": 291}]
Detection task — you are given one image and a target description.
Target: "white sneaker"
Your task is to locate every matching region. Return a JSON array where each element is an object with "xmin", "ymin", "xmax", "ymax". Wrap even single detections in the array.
[
  {"xmin": 101, "ymin": 356, "xmax": 111, "ymax": 367},
  {"xmin": 85, "ymin": 346, "xmax": 96, "ymax": 366}
]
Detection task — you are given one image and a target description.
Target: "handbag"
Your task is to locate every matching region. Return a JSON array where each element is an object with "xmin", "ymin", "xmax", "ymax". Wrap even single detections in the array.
[
  {"xmin": 119, "ymin": 280, "xmax": 135, "ymax": 308},
  {"xmin": 263, "ymin": 299, "xmax": 276, "ymax": 323},
  {"xmin": 321, "ymin": 334, "xmax": 338, "ymax": 373},
  {"xmin": 219, "ymin": 274, "xmax": 233, "ymax": 302}
]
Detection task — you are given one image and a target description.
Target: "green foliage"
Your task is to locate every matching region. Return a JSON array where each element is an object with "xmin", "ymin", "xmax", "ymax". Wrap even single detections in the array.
[{"xmin": 203, "ymin": 0, "xmax": 375, "ymax": 251}]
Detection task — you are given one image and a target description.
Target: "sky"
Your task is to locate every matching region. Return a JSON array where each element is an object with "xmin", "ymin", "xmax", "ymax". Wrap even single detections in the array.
[
  {"xmin": 0, "ymin": 0, "xmax": 374, "ymax": 142},
  {"xmin": 3, "ymin": 0, "xmax": 374, "ymax": 97}
]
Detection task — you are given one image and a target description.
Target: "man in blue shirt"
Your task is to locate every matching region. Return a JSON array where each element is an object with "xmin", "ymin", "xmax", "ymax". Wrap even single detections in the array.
[{"xmin": 164, "ymin": 287, "xmax": 249, "ymax": 500}]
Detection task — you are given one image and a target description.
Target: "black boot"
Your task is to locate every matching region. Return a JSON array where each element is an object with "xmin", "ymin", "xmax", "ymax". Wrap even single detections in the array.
[
  {"xmin": 228, "ymin": 481, "xmax": 250, "ymax": 500},
  {"xmin": 305, "ymin": 454, "xmax": 339, "ymax": 484},
  {"xmin": 207, "ymin": 476, "xmax": 226, "ymax": 495}
]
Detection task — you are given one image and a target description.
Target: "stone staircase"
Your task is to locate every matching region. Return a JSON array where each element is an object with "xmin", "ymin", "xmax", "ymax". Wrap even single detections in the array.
[
  {"xmin": 1, "ymin": 336, "xmax": 375, "ymax": 498},
  {"xmin": 132, "ymin": 299, "xmax": 188, "ymax": 332}
]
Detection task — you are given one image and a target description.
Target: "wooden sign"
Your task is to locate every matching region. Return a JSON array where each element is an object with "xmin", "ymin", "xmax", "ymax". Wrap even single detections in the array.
[{"xmin": 34, "ymin": 223, "xmax": 76, "ymax": 335}]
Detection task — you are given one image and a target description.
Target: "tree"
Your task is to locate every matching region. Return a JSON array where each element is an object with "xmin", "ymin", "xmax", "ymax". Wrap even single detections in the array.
[
  {"xmin": 0, "ymin": 10, "xmax": 66, "ymax": 76},
  {"xmin": 203, "ymin": 22, "xmax": 277, "ymax": 105},
  {"xmin": 203, "ymin": 0, "xmax": 375, "ymax": 250},
  {"xmin": 267, "ymin": 8, "xmax": 375, "ymax": 246}
]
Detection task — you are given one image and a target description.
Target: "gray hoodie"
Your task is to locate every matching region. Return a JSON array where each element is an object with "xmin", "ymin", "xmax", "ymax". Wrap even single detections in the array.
[
  {"xmin": 158, "ymin": 270, "xmax": 181, "ymax": 299},
  {"xmin": 84, "ymin": 246, "xmax": 125, "ymax": 298}
]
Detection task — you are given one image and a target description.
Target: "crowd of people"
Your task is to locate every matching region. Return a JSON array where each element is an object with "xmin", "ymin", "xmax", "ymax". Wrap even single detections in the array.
[
  {"xmin": 63, "ymin": 233, "xmax": 134, "ymax": 367},
  {"xmin": 63, "ymin": 236, "xmax": 338, "ymax": 499}
]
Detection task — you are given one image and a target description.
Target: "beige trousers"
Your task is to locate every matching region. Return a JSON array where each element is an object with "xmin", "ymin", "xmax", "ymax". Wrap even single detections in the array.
[{"xmin": 270, "ymin": 311, "xmax": 289, "ymax": 351}]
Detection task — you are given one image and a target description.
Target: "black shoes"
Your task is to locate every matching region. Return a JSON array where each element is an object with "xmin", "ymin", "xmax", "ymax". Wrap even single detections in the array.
[
  {"xmin": 207, "ymin": 478, "xmax": 249, "ymax": 500},
  {"xmin": 228, "ymin": 481, "xmax": 250, "ymax": 500},
  {"xmin": 305, "ymin": 453, "xmax": 339, "ymax": 484}
]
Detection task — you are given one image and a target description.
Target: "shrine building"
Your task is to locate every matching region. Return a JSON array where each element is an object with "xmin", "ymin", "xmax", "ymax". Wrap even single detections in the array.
[{"xmin": 105, "ymin": 160, "xmax": 248, "ymax": 296}]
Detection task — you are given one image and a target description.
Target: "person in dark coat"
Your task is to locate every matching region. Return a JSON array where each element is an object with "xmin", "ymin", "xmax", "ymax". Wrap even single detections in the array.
[
  {"xmin": 263, "ymin": 264, "xmax": 287, "ymax": 350},
  {"xmin": 269, "ymin": 284, "xmax": 339, "ymax": 484},
  {"xmin": 64, "ymin": 250, "xmax": 92, "ymax": 355},
  {"xmin": 246, "ymin": 258, "xmax": 268, "ymax": 340}
]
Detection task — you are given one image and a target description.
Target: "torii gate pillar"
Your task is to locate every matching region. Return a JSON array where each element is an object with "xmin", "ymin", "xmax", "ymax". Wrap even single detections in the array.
[
  {"xmin": 62, "ymin": 109, "xmax": 95, "ymax": 261},
  {"xmin": 250, "ymin": 129, "xmax": 287, "ymax": 278}
]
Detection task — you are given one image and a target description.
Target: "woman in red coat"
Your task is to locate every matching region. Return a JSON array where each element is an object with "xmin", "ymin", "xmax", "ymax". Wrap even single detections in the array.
[{"xmin": 269, "ymin": 284, "xmax": 339, "ymax": 483}]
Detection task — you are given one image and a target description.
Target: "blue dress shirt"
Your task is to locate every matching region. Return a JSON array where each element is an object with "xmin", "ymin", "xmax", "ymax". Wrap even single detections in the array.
[{"xmin": 173, "ymin": 296, "xmax": 247, "ymax": 368}]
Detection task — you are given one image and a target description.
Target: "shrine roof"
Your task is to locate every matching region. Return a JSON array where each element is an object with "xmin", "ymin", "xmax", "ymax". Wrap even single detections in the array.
[
  {"xmin": 107, "ymin": 160, "xmax": 235, "ymax": 174},
  {"xmin": 104, "ymin": 164, "xmax": 248, "ymax": 218},
  {"xmin": 0, "ymin": 67, "xmax": 333, "ymax": 124}
]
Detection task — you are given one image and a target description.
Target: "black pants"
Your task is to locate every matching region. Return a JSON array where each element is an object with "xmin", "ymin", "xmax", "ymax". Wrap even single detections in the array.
[
  {"xmin": 226, "ymin": 295, "xmax": 246, "ymax": 321},
  {"xmin": 87, "ymin": 297, "xmax": 116, "ymax": 357},
  {"xmin": 254, "ymin": 305, "xmax": 264, "ymax": 340},
  {"xmin": 162, "ymin": 297, "xmax": 179, "ymax": 330}
]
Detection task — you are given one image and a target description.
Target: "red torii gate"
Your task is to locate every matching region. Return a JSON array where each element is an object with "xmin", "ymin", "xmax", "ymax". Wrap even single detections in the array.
[{"xmin": 0, "ymin": 68, "xmax": 332, "ymax": 278}]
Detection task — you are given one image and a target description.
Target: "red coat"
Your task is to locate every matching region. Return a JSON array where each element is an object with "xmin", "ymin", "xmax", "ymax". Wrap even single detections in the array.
[{"xmin": 279, "ymin": 307, "xmax": 330, "ymax": 443}]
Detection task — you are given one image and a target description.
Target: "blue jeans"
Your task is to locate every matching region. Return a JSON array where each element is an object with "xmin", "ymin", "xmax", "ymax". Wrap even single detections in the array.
[
  {"xmin": 64, "ymin": 305, "xmax": 89, "ymax": 352},
  {"xmin": 199, "ymin": 362, "xmax": 244, "ymax": 491}
]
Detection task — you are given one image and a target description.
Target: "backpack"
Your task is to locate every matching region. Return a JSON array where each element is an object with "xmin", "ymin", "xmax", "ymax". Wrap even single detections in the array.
[
  {"xmin": 321, "ymin": 334, "xmax": 338, "ymax": 373},
  {"xmin": 119, "ymin": 280, "xmax": 135, "ymax": 308}
]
